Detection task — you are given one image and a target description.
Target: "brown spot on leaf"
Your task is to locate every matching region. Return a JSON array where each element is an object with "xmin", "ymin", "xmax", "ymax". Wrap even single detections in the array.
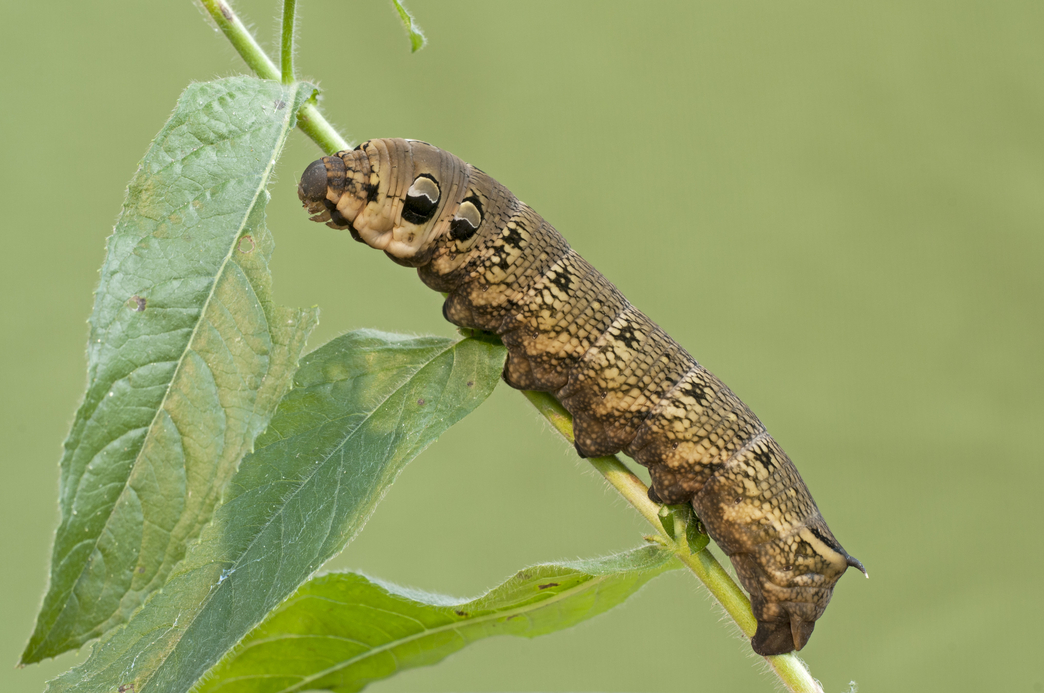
[
  {"xmin": 454, "ymin": 610, "xmax": 467, "ymax": 617},
  {"xmin": 467, "ymin": 381, "xmax": 474, "ymax": 387},
  {"xmin": 417, "ymin": 398, "xmax": 425, "ymax": 406},
  {"xmin": 274, "ymin": 99, "xmax": 286, "ymax": 110},
  {"xmin": 538, "ymin": 582, "xmax": 559, "ymax": 590},
  {"xmin": 130, "ymin": 295, "xmax": 147, "ymax": 312},
  {"xmin": 238, "ymin": 235, "xmax": 255, "ymax": 254}
]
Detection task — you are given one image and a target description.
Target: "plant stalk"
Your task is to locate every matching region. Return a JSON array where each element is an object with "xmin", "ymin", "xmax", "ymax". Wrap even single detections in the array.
[
  {"xmin": 280, "ymin": 0, "xmax": 298, "ymax": 85},
  {"xmin": 198, "ymin": 0, "xmax": 349, "ymax": 153}
]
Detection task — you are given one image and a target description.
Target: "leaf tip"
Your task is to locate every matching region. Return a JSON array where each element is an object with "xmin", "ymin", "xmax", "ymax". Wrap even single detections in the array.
[{"xmin": 391, "ymin": 0, "xmax": 427, "ymax": 53}]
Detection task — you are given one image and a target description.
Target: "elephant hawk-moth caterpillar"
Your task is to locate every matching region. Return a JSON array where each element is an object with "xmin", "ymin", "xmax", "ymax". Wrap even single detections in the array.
[{"xmin": 298, "ymin": 138, "xmax": 864, "ymax": 656}]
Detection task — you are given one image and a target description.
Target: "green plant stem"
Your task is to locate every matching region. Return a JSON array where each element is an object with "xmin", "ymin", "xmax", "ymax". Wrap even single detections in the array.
[
  {"xmin": 297, "ymin": 102, "xmax": 350, "ymax": 154},
  {"xmin": 199, "ymin": 0, "xmax": 279, "ymax": 79},
  {"xmin": 280, "ymin": 0, "xmax": 297, "ymax": 85},
  {"xmin": 198, "ymin": 0, "xmax": 349, "ymax": 153},
  {"xmin": 521, "ymin": 390, "xmax": 825, "ymax": 693}
]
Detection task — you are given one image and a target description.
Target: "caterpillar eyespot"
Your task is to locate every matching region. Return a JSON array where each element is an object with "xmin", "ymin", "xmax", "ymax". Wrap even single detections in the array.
[
  {"xmin": 450, "ymin": 197, "xmax": 482, "ymax": 241},
  {"xmin": 299, "ymin": 138, "xmax": 864, "ymax": 656},
  {"xmin": 403, "ymin": 174, "xmax": 441, "ymax": 225}
]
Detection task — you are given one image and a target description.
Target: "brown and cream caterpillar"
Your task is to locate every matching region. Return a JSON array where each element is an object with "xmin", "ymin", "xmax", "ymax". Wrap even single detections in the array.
[{"xmin": 298, "ymin": 138, "xmax": 864, "ymax": 656}]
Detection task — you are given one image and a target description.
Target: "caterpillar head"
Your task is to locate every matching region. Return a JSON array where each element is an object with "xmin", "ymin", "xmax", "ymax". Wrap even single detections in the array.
[{"xmin": 299, "ymin": 138, "xmax": 482, "ymax": 267}]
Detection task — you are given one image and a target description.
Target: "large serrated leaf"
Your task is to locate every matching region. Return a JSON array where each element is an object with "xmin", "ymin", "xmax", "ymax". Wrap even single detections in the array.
[
  {"xmin": 22, "ymin": 77, "xmax": 319, "ymax": 663},
  {"xmin": 47, "ymin": 330, "xmax": 506, "ymax": 693},
  {"xmin": 197, "ymin": 545, "xmax": 679, "ymax": 693}
]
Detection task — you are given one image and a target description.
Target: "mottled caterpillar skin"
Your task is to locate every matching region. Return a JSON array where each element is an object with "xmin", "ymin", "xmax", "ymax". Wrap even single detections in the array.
[{"xmin": 299, "ymin": 138, "xmax": 864, "ymax": 655}]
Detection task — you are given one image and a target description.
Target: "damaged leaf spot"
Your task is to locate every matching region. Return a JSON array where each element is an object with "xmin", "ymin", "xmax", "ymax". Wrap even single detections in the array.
[
  {"xmin": 538, "ymin": 582, "xmax": 559, "ymax": 590},
  {"xmin": 238, "ymin": 235, "xmax": 255, "ymax": 254},
  {"xmin": 129, "ymin": 295, "xmax": 147, "ymax": 312}
]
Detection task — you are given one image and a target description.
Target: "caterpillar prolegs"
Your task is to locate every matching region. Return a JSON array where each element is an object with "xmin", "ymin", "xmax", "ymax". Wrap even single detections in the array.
[{"xmin": 299, "ymin": 138, "xmax": 864, "ymax": 656}]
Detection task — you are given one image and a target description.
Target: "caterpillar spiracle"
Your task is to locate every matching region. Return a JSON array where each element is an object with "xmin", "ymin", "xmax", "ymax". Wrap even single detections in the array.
[{"xmin": 298, "ymin": 138, "xmax": 865, "ymax": 656}]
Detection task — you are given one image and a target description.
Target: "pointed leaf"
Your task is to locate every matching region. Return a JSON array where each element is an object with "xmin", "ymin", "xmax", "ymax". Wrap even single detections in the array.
[
  {"xmin": 391, "ymin": 0, "xmax": 426, "ymax": 52},
  {"xmin": 685, "ymin": 511, "xmax": 710, "ymax": 555},
  {"xmin": 198, "ymin": 546, "xmax": 679, "ymax": 693},
  {"xmin": 47, "ymin": 330, "xmax": 506, "ymax": 693},
  {"xmin": 22, "ymin": 76, "xmax": 319, "ymax": 663}
]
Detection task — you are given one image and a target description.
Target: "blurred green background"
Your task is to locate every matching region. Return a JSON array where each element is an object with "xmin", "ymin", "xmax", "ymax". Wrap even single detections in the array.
[{"xmin": 2, "ymin": 1, "xmax": 1041, "ymax": 691}]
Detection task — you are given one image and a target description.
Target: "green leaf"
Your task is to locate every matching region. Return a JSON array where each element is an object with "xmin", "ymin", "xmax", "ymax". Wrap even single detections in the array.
[
  {"xmin": 659, "ymin": 505, "xmax": 711, "ymax": 555},
  {"xmin": 657, "ymin": 505, "xmax": 678, "ymax": 539},
  {"xmin": 47, "ymin": 330, "xmax": 506, "ymax": 693},
  {"xmin": 197, "ymin": 546, "xmax": 679, "ymax": 693},
  {"xmin": 685, "ymin": 512, "xmax": 710, "ymax": 555},
  {"xmin": 391, "ymin": 0, "xmax": 426, "ymax": 52},
  {"xmin": 23, "ymin": 77, "xmax": 318, "ymax": 663}
]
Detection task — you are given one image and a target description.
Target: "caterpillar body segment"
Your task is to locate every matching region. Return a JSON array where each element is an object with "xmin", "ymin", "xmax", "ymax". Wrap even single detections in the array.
[{"xmin": 299, "ymin": 138, "xmax": 863, "ymax": 655}]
